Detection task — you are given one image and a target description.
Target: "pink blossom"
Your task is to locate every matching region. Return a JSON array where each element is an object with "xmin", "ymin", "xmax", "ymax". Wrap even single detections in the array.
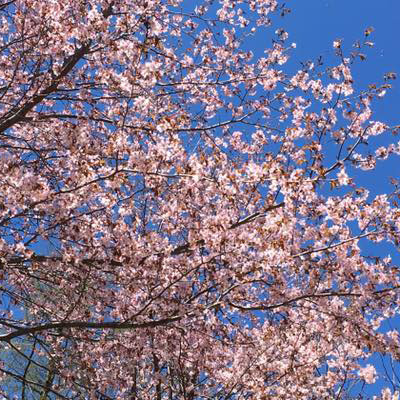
[
  {"xmin": 337, "ymin": 168, "xmax": 351, "ymax": 185},
  {"xmin": 358, "ymin": 364, "xmax": 377, "ymax": 384}
]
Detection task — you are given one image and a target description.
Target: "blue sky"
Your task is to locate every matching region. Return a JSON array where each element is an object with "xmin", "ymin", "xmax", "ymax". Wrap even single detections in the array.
[
  {"xmin": 284, "ymin": 1, "xmax": 399, "ymax": 122},
  {"xmin": 284, "ymin": 1, "xmax": 399, "ymax": 124}
]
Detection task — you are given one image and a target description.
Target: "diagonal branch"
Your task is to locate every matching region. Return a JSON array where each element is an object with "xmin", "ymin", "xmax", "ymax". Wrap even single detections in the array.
[
  {"xmin": 171, "ymin": 202, "xmax": 284, "ymax": 255},
  {"xmin": 292, "ymin": 229, "xmax": 381, "ymax": 258},
  {"xmin": 0, "ymin": 2, "xmax": 115, "ymax": 134},
  {"xmin": 228, "ymin": 286, "xmax": 400, "ymax": 311},
  {"xmin": 0, "ymin": 42, "xmax": 92, "ymax": 134}
]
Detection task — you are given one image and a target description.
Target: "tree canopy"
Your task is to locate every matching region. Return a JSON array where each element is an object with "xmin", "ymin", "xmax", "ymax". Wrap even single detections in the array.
[{"xmin": 0, "ymin": 0, "xmax": 399, "ymax": 398}]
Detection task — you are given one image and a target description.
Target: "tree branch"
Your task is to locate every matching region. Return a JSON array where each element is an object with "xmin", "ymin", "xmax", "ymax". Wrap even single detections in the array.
[
  {"xmin": 0, "ymin": 315, "xmax": 181, "ymax": 342},
  {"xmin": 228, "ymin": 286, "xmax": 400, "ymax": 311}
]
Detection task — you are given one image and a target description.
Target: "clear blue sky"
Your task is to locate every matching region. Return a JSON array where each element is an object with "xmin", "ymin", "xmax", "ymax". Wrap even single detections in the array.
[{"xmin": 284, "ymin": 0, "xmax": 399, "ymax": 125}]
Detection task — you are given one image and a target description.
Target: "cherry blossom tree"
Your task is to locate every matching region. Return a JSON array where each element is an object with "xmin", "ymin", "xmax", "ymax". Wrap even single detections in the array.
[{"xmin": 0, "ymin": 0, "xmax": 399, "ymax": 398}]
